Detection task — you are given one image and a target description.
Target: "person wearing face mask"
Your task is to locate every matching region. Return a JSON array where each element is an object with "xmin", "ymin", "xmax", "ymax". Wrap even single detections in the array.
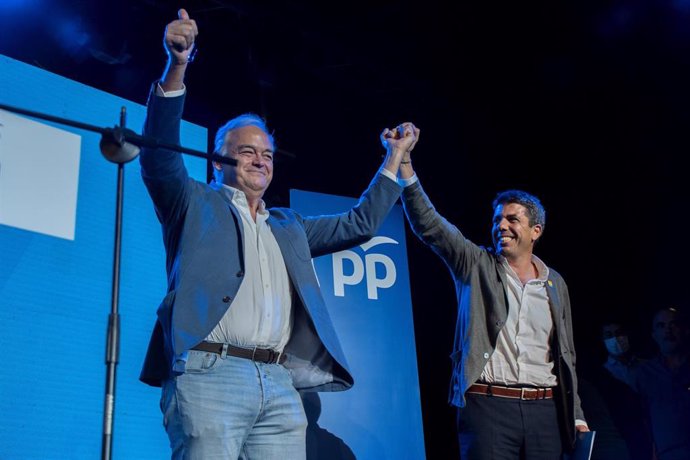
[
  {"xmin": 577, "ymin": 320, "xmax": 653, "ymax": 460},
  {"xmin": 602, "ymin": 322, "xmax": 643, "ymax": 386}
]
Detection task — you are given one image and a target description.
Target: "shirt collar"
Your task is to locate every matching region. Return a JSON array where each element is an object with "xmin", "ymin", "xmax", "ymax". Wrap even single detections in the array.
[
  {"xmin": 499, "ymin": 254, "xmax": 550, "ymax": 284},
  {"xmin": 213, "ymin": 181, "xmax": 268, "ymax": 219}
]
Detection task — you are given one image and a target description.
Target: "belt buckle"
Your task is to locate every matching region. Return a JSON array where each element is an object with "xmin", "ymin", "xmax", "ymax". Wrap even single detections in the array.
[
  {"xmin": 266, "ymin": 349, "xmax": 276, "ymax": 364},
  {"xmin": 520, "ymin": 387, "xmax": 537, "ymax": 400},
  {"xmin": 254, "ymin": 347, "xmax": 277, "ymax": 364}
]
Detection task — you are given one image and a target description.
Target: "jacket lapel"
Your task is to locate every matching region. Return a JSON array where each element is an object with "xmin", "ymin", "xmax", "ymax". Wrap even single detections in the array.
[
  {"xmin": 266, "ymin": 215, "xmax": 291, "ymax": 256},
  {"xmin": 546, "ymin": 278, "xmax": 562, "ymax": 323},
  {"xmin": 211, "ymin": 182, "xmax": 245, "ymax": 261}
]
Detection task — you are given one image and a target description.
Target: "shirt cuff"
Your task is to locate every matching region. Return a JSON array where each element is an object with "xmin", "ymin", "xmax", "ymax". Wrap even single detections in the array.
[
  {"xmin": 379, "ymin": 168, "xmax": 398, "ymax": 183},
  {"xmin": 399, "ymin": 173, "xmax": 418, "ymax": 188},
  {"xmin": 155, "ymin": 82, "xmax": 186, "ymax": 97},
  {"xmin": 575, "ymin": 419, "xmax": 588, "ymax": 428}
]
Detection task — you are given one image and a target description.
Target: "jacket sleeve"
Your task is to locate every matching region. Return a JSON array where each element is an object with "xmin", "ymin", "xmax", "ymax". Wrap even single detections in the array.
[
  {"xmin": 402, "ymin": 180, "xmax": 483, "ymax": 279},
  {"xmin": 560, "ymin": 279, "xmax": 586, "ymax": 423},
  {"xmin": 299, "ymin": 171, "xmax": 402, "ymax": 257},
  {"xmin": 138, "ymin": 84, "xmax": 191, "ymax": 227}
]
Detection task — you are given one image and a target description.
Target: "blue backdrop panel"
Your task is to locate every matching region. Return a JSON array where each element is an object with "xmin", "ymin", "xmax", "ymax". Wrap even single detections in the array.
[
  {"xmin": 290, "ymin": 188, "xmax": 426, "ymax": 460},
  {"xmin": 0, "ymin": 54, "xmax": 207, "ymax": 459}
]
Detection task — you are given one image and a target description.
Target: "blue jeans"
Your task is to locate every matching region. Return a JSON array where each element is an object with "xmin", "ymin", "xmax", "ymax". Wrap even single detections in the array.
[{"xmin": 161, "ymin": 350, "xmax": 307, "ymax": 460}]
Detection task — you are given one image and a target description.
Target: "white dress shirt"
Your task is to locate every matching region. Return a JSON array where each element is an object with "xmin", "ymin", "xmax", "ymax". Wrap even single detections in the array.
[
  {"xmin": 157, "ymin": 83, "xmax": 400, "ymax": 352},
  {"xmin": 205, "ymin": 187, "xmax": 294, "ymax": 351},
  {"xmin": 480, "ymin": 255, "xmax": 557, "ymax": 387}
]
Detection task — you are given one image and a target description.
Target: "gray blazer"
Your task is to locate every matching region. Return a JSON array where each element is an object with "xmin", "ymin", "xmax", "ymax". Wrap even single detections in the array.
[
  {"xmin": 402, "ymin": 180, "xmax": 583, "ymax": 448},
  {"xmin": 138, "ymin": 88, "xmax": 402, "ymax": 392}
]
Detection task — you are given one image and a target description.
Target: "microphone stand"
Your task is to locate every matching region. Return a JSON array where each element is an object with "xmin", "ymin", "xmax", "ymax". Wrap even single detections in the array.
[
  {"xmin": 0, "ymin": 102, "xmax": 236, "ymax": 460},
  {"xmin": 0, "ymin": 102, "xmax": 236, "ymax": 166},
  {"xmin": 100, "ymin": 107, "xmax": 126, "ymax": 460}
]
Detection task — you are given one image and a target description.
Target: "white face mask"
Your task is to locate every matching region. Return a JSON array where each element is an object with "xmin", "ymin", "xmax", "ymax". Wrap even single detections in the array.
[{"xmin": 604, "ymin": 335, "xmax": 630, "ymax": 356}]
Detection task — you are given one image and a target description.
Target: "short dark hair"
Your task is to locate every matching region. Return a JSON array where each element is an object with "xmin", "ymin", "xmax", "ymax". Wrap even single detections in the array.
[
  {"xmin": 492, "ymin": 190, "xmax": 546, "ymax": 229},
  {"xmin": 600, "ymin": 320, "xmax": 629, "ymax": 339},
  {"xmin": 652, "ymin": 306, "xmax": 689, "ymax": 326}
]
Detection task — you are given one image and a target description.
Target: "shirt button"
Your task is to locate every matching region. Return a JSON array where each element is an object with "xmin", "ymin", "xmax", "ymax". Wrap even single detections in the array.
[
  {"xmin": 222, "ymin": 296, "xmax": 232, "ymax": 303},
  {"xmin": 483, "ymin": 352, "xmax": 490, "ymax": 359}
]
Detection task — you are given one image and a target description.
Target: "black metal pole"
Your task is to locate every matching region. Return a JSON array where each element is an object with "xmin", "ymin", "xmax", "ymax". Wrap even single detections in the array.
[
  {"xmin": 101, "ymin": 107, "xmax": 127, "ymax": 460},
  {"xmin": 0, "ymin": 102, "xmax": 236, "ymax": 166}
]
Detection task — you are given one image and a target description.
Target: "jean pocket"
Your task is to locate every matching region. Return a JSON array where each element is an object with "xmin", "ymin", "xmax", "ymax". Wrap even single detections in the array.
[{"xmin": 183, "ymin": 350, "xmax": 220, "ymax": 374}]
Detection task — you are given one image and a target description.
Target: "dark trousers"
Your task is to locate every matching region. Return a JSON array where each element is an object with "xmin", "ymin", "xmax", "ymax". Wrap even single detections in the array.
[{"xmin": 457, "ymin": 393, "xmax": 562, "ymax": 460}]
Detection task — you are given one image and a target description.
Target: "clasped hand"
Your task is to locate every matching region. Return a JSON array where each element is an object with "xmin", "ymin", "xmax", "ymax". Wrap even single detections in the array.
[{"xmin": 380, "ymin": 122, "xmax": 420, "ymax": 154}]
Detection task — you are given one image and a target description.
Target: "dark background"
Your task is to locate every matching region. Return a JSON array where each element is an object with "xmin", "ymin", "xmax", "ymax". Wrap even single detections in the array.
[{"xmin": 2, "ymin": 0, "xmax": 688, "ymax": 457}]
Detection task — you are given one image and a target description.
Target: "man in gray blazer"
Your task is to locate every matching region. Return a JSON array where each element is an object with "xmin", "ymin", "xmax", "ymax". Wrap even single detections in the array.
[
  {"xmin": 138, "ymin": 9, "xmax": 416, "ymax": 459},
  {"xmin": 397, "ymin": 124, "xmax": 588, "ymax": 459}
]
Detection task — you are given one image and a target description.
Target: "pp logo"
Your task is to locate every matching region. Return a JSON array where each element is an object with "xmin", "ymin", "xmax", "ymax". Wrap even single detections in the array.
[{"xmin": 332, "ymin": 236, "xmax": 398, "ymax": 300}]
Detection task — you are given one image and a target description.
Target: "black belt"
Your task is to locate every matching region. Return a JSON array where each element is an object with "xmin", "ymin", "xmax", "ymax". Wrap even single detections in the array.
[{"xmin": 191, "ymin": 342, "xmax": 286, "ymax": 365}]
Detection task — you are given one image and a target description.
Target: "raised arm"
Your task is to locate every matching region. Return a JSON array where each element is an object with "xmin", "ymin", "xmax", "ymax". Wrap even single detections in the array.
[
  {"xmin": 300, "ymin": 123, "xmax": 418, "ymax": 256},
  {"xmin": 139, "ymin": 8, "xmax": 199, "ymax": 226},
  {"xmin": 398, "ymin": 130, "xmax": 483, "ymax": 277}
]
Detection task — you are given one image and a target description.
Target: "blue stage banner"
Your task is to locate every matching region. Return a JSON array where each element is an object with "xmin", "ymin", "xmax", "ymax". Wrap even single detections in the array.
[
  {"xmin": 0, "ymin": 52, "xmax": 425, "ymax": 459},
  {"xmin": 290, "ymin": 188, "xmax": 426, "ymax": 460},
  {"xmin": 0, "ymin": 54, "xmax": 206, "ymax": 459}
]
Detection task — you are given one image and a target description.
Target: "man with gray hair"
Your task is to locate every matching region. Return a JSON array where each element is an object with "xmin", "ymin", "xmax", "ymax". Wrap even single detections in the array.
[
  {"xmin": 138, "ymin": 8, "xmax": 416, "ymax": 459},
  {"xmin": 396, "ymin": 132, "xmax": 588, "ymax": 459}
]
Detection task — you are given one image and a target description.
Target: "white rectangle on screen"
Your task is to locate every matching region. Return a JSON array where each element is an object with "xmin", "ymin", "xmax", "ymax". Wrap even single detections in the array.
[{"xmin": 0, "ymin": 109, "xmax": 81, "ymax": 240}]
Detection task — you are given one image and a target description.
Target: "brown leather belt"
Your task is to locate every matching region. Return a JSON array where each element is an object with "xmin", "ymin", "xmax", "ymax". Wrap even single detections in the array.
[
  {"xmin": 191, "ymin": 342, "xmax": 286, "ymax": 365},
  {"xmin": 467, "ymin": 383, "xmax": 553, "ymax": 400}
]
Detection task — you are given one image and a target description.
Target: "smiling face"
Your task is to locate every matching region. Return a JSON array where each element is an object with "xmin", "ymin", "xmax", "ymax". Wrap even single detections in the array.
[
  {"xmin": 215, "ymin": 125, "xmax": 274, "ymax": 197},
  {"xmin": 491, "ymin": 202, "xmax": 543, "ymax": 260}
]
